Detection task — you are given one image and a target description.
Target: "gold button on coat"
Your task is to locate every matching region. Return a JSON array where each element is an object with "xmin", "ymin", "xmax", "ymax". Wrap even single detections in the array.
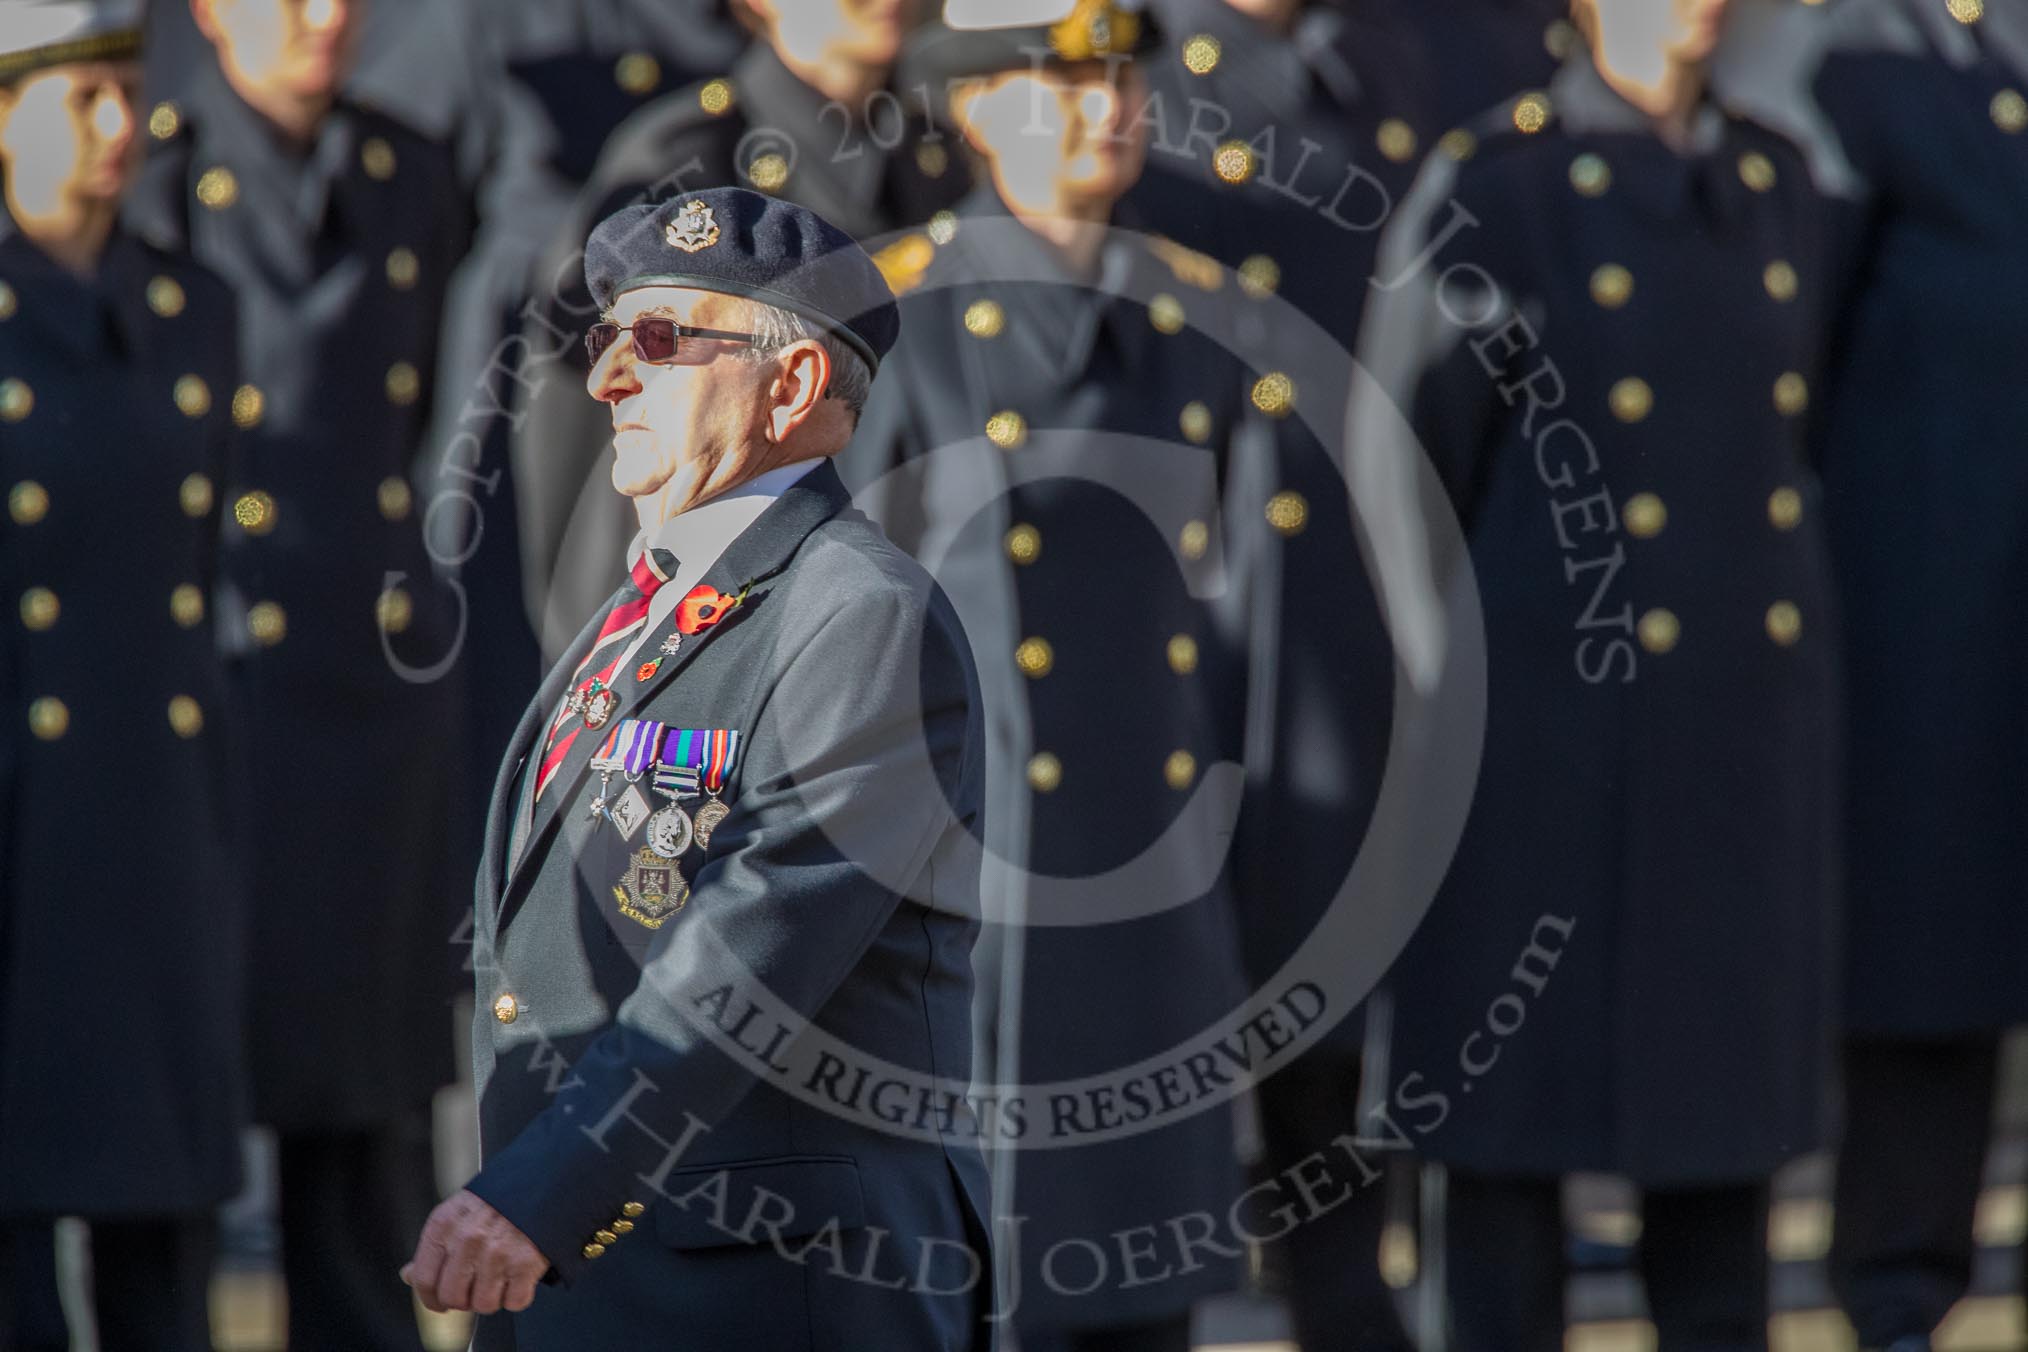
[
  {"xmin": 985, "ymin": 411, "xmax": 1026, "ymax": 449},
  {"xmin": 621, "ymin": 1202, "xmax": 646, "ymax": 1218},
  {"xmin": 1637, "ymin": 608, "xmax": 1680, "ymax": 654},
  {"xmin": 1623, "ymin": 493, "xmax": 1666, "ymax": 538},
  {"xmin": 231, "ymin": 384, "xmax": 265, "ymax": 428},
  {"xmin": 699, "ymin": 79, "xmax": 734, "ymax": 115},
  {"xmin": 1167, "ymin": 634, "xmax": 1198, "ymax": 675},
  {"xmin": 1512, "ymin": 92, "xmax": 1551, "ymax": 133},
  {"xmin": 1148, "ymin": 293, "xmax": 1186, "ymax": 334},
  {"xmin": 248, "ymin": 601, "xmax": 287, "ymax": 646},
  {"xmin": 377, "ymin": 587, "xmax": 414, "ymax": 634},
  {"xmin": 1237, "ymin": 255, "xmax": 1280, "ymax": 299},
  {"xmin": 167, "ymin": 695, "xmax": 204, "ymax": 738},
  {"xmin": 1026, "ymin": 752, "xmax": 1063, "ymax": 793},
  {"xmin": 1590, "ymin": 264, "xmax": 1633, "ymax": 309},
  {"xmin": 173, "ymin": 374, "xmax": 211, "ymax": 418},
  {"xmin": 28, "ymin": 697, "xmax": 68, "ymax": 741},
  {"xmin": 1212, "ymin": 140, "xmax": 1255, "ymax": 184},
  {"xmin": 0, "ymin": 281, "xmax": 14, "ymax": 319},
  {"xmin": 1164, "ymin": 750, "xmax": 1197, "ymax": 790},
  {"xmin": 594, "ymin": 1229, "xmax": 618, "ymax": 1246},
  {"xmin": 378, "ymin": 476, "xmax": 413, "ymax": 520},
  {"xmin": 963, "ymin": 299, "xmax": 1004, "ymax": 338},
  {"xmin": 1766, "ymin": 601, "xmax": 1803, "ymax": 646},
  {"xmin": 1768, "ymin": 487, "xmax": 1804, "ymax": 531},
  {"xmin": 20, "ymin": 587, "xmax": 58, "ymax": 631},
  {"xmin": 234, "ymin": 490, "xmax": 277, "ymax": 535},
  {"xmin": 1773, "ymin": 372, "xmax": 1809, "ymax": 417},
  {"xmin": 196, "ymin": 166, "xmax": 237, "ymax": 209},
  {"xmin": 1737, "ymin": 152, "xmax": 1777, "ymax": 192},
  {"xmin": 180, "ymin": 473, "xmax": 214, "ymax": 518},
  {"xmin": 582, "ymin": 1243, "xmax": 606, "ymax": 1260},
  {"xmin": 1251, "ymin": 372, "xmax": 1295, "ymax": 417},
  {"xmin": 1376, "ymin": 118, "xmax": 1418, "ymax": 163},
  {"xmin": 9, "ymin": 480, "xmax": 48, "ymax": 524},
  {"xmin": 1609, "ymin": 377, "xmax": 1653, "ymax": 423},
  {"xmin": 385, "ymin": 361, "xmax": 421, "ymax": 406},
  {"xmin": 171, "ymin": 584, "xmax": 206, "ymax": 627},
  {"xmin": 1763, "ymin": 260, "xmax": 1799, "ymax": 302},
  {"xmin": 1178, "ymin": 401, "xmax": 1213, "ymax": 444},
  {"xmin": 748, "ymin": 153, "xmax": 790, "ymax": 192},
  {"xmin": 1569, "ymin": 153, "xmax": 1612, "ymax": 197},
  {"xmin": 1265, "ymin": 490, "xmax": 1308, "ymax": 536},
  {"xmin": 147, "ymin": 275, "xmax": 186, "ymax": 317},
  {"xmin": 492, "ymin": 993, "xmax": 520, "ymax": 1024},
  {"xmin": 1993, "ymin": 89, "xmax": 2027, "ymax": 133},
  {"xmin": 1005, "ymin": 523, "xmax": 1041, "ymax": 564},
  {"xmin": 385, "ymin": 247, "xmax": 419, "ymax": 289},
  {"xmin": 1178, "ymin": 519, "xmax": 1209, "ymax": 560},
  {"xmin": 614, "ymin": 52, "xmax": 661, "ymax": 94},
  {"xmin": 1015, "ymin": 638, "xmax": 1054, "ymax": 678},
  {"xmin": 611, "ymin": 1219, "xmax": 636, "ymax": 1235},
  {"xmin": 0, "ymin": 377, "xmax": 33, "ymax": 421},
  {"xmin": 148, "ymin": 101, "xmax": 180, "ymax": 139},
  {"xmin": 1182, "ymin": 34, "xmax": 1220, "ymax": 74},
  {"xmin": 361, "ymin": 137, "xmax": 397, "ymax": 179}
]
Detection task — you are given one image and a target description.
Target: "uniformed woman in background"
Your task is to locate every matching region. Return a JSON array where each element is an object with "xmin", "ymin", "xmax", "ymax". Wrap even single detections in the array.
[
  {"xmin": 1354, "ymin": 0, "xmax": 1841, "ymax": 1347},
  {"xmin": 0, "ymin": 3, "xmax": 245, "ymax": 1347}
]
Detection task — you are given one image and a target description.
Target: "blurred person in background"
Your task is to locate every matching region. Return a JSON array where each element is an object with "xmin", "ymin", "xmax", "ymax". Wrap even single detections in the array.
[
  {"xmin": 843, "ymin": 4, "xmax": 1258, "ymax": 1348},
  {"xmin": 1353, "ymin": 0, "xmax": 1841, "ymax": 1346},
  {"xmin": 132, "ymin": 0, "xmax": 473, "ymax": 1345},
  {"xmin": 1783, "ymin": 1, "xmax": 2028, "ymax": 1347},
  {"xmin": 1387, "ymin": 0, "xmax": 1572, "ymax": 133},
  {"xmin": 1132, "ymin": 3, "xmax": 1436, "ymax": 1343},
  {"xmin": 0, "ymin": 2, "xmax": 245, "ymax": 1347},
  {"xmin": 510, "ymin": 0, "xmax": 967, "ymax": 663}
]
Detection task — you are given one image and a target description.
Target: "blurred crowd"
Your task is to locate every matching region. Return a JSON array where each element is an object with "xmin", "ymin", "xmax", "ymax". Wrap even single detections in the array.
[{"xmin": 1, "ymin": 0, "xmax": 2024, "ymax": 1349}]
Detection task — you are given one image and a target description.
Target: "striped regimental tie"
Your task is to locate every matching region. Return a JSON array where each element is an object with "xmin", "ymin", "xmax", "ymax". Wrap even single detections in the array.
[{"xmin": 532, "ymin": 547, "xmax": 678, "ymax": 802}]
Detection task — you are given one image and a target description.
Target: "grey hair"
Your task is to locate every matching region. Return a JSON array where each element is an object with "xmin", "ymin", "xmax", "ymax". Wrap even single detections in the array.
[{"xmin": 738, "ymin": 300, "xmax": 874, "ymax": 419}]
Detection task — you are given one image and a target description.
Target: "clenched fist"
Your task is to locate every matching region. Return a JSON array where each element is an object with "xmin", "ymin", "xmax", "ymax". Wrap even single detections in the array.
[{"xmin": 401, "ymin": 1188, "xmax": 549, "ymax": 1315}]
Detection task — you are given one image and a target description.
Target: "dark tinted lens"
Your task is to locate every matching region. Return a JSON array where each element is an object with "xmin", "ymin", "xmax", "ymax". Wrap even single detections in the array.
[
  {"xmin": 632, "ymin": 318, "xmax": 680, "ymax": 362},
  {"xmin": 585, "ymin": 323, "xmax": 621, "ymax": 364}
]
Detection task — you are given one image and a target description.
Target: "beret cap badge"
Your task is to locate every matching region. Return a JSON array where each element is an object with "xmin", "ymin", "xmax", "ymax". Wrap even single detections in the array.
[{"xmin": 665, "ymin": 200, "xmax": 722, "ymax": 254}]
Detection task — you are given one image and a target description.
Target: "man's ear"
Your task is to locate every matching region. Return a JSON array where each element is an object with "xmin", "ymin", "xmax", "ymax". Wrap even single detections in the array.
[{"xmin": 767, "ymin": 340, "xmax": 832, "ymax": 444}]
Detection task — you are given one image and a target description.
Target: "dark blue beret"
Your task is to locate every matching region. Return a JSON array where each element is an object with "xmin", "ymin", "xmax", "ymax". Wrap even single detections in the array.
[{"xmin": 584, "ymin": 187, "xmax": 901, "ymax": 372}]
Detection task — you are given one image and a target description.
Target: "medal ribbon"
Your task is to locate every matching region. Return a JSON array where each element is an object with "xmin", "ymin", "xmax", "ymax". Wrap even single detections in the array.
[{"xmin": 660, "ymin": 728, "xmax": 742, "ymax": 793}]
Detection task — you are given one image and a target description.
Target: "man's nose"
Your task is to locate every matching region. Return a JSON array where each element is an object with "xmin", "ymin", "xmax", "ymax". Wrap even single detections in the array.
[{"xmin": 587, "ymin": 341, "xmax": 640, "ymax": 404}]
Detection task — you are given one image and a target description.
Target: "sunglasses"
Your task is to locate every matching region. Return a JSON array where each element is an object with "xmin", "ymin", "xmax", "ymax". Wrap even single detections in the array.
[{"xmin": 585, "ymin": 318, "xmax": 761, "ymax": 366}]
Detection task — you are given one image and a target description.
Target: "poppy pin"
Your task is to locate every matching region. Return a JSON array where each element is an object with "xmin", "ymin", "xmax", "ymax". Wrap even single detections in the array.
[{"xmin": 675, "ymin": 584, "xmax": 741, "ymax": 636}]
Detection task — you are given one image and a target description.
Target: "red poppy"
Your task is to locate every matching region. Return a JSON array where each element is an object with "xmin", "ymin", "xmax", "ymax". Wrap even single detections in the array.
[
  {"xmin": 635, "ymin": 659, "xmax": 662, "ymax": 683},
  {"xmin": 675, "ymin": 584, "xmax": 739, "ymax": 636}
]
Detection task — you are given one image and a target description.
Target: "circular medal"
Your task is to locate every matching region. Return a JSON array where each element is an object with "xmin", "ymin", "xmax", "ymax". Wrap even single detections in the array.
[
  {"xmin": 645, "ymin": 803, "xmax": 694, "ymax": 859},
  {"xmin": 582, "ymin": 686, "xmax": 618, "ymax": 729},
  {"xmin": 692, "ymin": 796, "xmax": 730, "ymax": 847}
]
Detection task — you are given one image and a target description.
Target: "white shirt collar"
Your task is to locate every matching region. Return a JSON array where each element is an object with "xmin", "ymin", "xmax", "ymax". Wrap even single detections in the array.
[{"xmin": 624, "ymin": 458, "xmax": 822, "ymax": 576}]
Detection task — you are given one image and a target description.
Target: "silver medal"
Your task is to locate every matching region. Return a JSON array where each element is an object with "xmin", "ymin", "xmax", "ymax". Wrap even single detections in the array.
[
  {"xmin": 646, "ymin": 803, "xmax": 695, "ymax": 858},
  {"xmin": 692, "ymin": 796, "xmax": 730, "ymax": 847},
  {"xmin": 609, "ymin": 784, "xmax": 652, "ymax": 839}
]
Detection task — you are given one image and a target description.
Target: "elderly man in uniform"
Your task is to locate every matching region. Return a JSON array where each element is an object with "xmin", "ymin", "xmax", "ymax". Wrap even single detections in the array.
[
  {"xmin": 134, "ymin": 0, "xmax": 471, "ymax": 1346},
  {"xmin": 510, "ymin": 0, "xmax": 968, "ymax": 661},
  {"xmin": 404, "ymin": 187, "xmax": 992, "ymax": 1350},
  {"xmin": 1356, "ymin": 0, "xmax": 1840, "ymax": 1347},
  {"xmin": 0, "ymin": 3, "xmax": 245, "ymax": 1347}
]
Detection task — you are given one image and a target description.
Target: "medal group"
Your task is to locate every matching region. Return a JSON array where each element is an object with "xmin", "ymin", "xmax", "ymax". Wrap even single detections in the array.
[{"xmin": 589, "ymin": 718, "xmax": 742, "ymax": 929}]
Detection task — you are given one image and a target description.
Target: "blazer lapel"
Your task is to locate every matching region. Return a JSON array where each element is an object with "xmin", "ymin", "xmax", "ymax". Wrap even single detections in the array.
[
  {"xmin": 480, "ymin": 583, "xmax": 632, "ymax": 922},
  {"xmin": 495, "ymin": 461, "xmax": 854, "ymax": 922}
]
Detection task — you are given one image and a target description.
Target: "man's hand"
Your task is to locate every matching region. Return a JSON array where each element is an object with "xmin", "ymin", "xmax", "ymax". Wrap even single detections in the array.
[{"xmin": 401, "ymin": 1188, "xmax": 548, "ymax": 1315}]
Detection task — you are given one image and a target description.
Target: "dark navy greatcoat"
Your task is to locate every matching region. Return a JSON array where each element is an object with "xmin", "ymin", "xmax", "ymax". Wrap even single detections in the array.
[
  {"xmin": 1134, "ymin": 0, "xmax": 1438, "ymax": 1051},
  {"xmin": 1363, "ymin": 56, "xmax": 1841, "ymax": 1184},
  {"xmin": 1384, "ymin": 0, "xmax": 1571, "ymax": 134},
  {"xmin": 136, "ymin": 65, "xmax": 469, "ymax": 1130},
  {"xmin": 0, "ymin": 213, "xmax": 244, "ymax": 1215},
  {"xmin": 512, "ymin": 41, "xmax": 970, "ymax": 658},
  {"xmin": 842, "ymin": 191, "xmax": 1250, "ymax": 1332},
  {"xmin": 1799, "ymin": 0, "xmax": 2028, "ymax": 1037}
]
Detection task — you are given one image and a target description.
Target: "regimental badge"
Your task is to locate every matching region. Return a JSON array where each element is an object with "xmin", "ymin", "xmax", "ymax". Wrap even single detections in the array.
[
  {"xmin": 660, "ymin": 633, "xmax": 683, "ymax": 656},
  {"xmin": 581, "ymin": 685, "xmax": 618, "ymax": 729},
  {"xmin": 665, "ymin": 200, "xmax": 721, "ymax": 253},
  {"xmin": 614, "ymin": 846, "xmax": 689, "ymax": 928}
]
